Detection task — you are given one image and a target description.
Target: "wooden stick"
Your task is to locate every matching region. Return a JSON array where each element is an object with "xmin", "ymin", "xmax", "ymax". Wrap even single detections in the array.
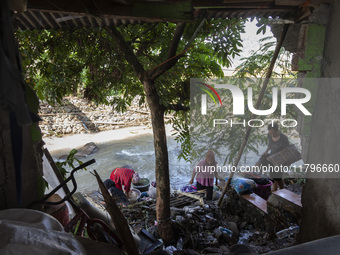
[
  {"xmin": 94, "ymin": 170, "xmax": 140, "ymax": 255},
  {"xmin": 217, "ymin": 24, "xmax": 290, "ymax": 207}
]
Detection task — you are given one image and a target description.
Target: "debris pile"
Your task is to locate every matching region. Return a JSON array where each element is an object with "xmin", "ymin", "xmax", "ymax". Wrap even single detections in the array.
[{"xmin": 85, "ymin": 186, "xmax": 300, "ymax": 254}]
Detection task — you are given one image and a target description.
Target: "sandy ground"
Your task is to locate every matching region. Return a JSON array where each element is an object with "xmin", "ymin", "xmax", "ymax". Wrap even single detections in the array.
[
  {"xmin": 43, "ymin": 125, "xmax": 150, "ymax": 152},
  {"xmin": 43, "ymin": 124, "xmax": 175, "ymax": 154}
]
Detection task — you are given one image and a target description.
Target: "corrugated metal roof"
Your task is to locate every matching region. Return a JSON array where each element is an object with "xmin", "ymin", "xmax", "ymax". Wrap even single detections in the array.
[
  {"xmin": 12, "ymin": 0, "xmax": 330, "ymax": 30},
  {"xmin": 14, "ymin": 10, "xmax": 145, "ymax": 30}
]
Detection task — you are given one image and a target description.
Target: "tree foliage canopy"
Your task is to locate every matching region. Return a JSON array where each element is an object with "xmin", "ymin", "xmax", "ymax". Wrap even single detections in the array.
[
  {"xmin": 18, "ymin": 19, "xmax": 298, "ymax": 167},
  {"xmin": 18, "ymin": 19, "xmax": 245, "ymax": 111}
]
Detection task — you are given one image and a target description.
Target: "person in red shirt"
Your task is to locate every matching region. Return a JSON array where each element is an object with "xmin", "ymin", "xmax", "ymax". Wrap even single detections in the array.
[{"xmin": 109, "ymin": 165, "xmax": 140, "ymax": 198}]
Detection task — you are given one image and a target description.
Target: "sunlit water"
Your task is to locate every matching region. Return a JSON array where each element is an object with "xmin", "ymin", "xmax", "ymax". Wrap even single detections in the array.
[
  {"xmin": 48, "ymin": 131, "xmax": 302, "ymax": 195},
  {"xmin": 50, "ymin": 133, "xmax": 192, "ymax": 194}
]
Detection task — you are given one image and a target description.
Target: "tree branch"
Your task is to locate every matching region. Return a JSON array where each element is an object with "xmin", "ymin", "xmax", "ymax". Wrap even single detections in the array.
[
  {"xmin": 150, "ymin": 19, "xmax": 206, "ymax": 81},
  {"xmin": 167, "ymin": 23, "xmax": 186, "ymax": 59},
  {"xmin": 167, "ymin": 103, "xmax": 189, "ymax": 112},
  {"xmin": 184, "ymin": 18, "xmax": 206, "ymax": 51},
  {"xmin": 105, "ymin": 25, "xmax": 146, "ymax": 80},
  {"xmin": 149, "ymin": 23, "xmax": 186, "ymax": 80}
]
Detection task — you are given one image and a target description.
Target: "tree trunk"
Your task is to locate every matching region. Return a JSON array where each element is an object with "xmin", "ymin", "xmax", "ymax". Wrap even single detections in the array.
[
  {"xmin": 106, "ymin": 24, "xmax": 178, "ymax": 242},
  {"xmin": 143, "ymin": 79, "xmax": 174, "ymax": 243}
]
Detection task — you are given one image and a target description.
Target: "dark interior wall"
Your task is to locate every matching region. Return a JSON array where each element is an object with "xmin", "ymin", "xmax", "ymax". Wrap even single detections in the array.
[
  {"xmin": 0, "ymin": 1, "xmax": 44, "ymax": 210},
  {"xmin": 0, "ymin": 110, "xmax": 44, "ymax": 209}
]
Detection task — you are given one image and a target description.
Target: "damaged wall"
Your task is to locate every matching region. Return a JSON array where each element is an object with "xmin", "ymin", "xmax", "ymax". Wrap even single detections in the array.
[
  {"xmin": 270, "ymin": 2, "xmax": 340, "ymax": 243},
  {"xmin": 298, "ymin": 0, "xmax": 340, "ymax": 243}
]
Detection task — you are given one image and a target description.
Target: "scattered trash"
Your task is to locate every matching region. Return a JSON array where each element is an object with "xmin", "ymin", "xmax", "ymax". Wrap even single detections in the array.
[
  {"xmin": 183, "ymin": 206, "xmax": 201, "ymax": 214},
  {"xmin": 218, "ymin": 226, "xmax": 233, "ymax": 237},
  {"xmin": 164, "ymin": 245, "xmax": 177, "ymax": 254},
  {"xmin": 225, "ymin": 176, "xmax": 257, "ymax": 194},
  {"xmin": 141, "ymin": 192, "xmax": 148, "ymax": 197},
  {"xmin": 148, "ymin": 186, "xmax": 157, "ymax": 198},
  {"xmin": 138, "ymin": 228, "xmax": 163, "ymax": 254},
  {"xmin": 177, "ymin": 237, "xmax": 183, "ymax": 250},
  {"xmin": 181, "ymin": 185, "xmax": 197, "ymax": 193},
  {"xmin": 84, "ymin": 179, "xmax": 302, "ymax": 254},
  {"xmin": 238, "ymin": 230, "xmax": 254, "ymax": 244},
  {"xmin": 276, "ymin": 225, "xmax": 300, "ymax": 239}
]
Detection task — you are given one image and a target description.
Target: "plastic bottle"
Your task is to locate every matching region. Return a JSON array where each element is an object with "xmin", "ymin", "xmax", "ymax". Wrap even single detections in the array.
[
  {"xmin": 276, "ymin": 229, "xmax": 289, "ymax": 239},
  {"xmin": 276, "ymin": 225, "xmax": 299, "ymax": 239},
  {"xmin": 288, "ymin": 225, "xmax": 300, "ymax": 235},
  {"xmin": 177, "ymin": 237, "xmax": 183, "ymax": 250},
  {"xmin": 183, "ymin": 206, "xmax": 201, "ymax": 214},
  {"xmin": 219, "ymin": 226, "xmax": 233, "ymax": 237}
]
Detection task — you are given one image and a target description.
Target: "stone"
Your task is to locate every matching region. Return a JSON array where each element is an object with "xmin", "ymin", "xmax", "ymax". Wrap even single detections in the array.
[
  {"xmin": 227, "ymin": 222, "xmax": 239, "ymax": 238},
  {"xmin": 220, "ymin": 232, "xmax": 233, "ymax": 244},
  {"xmin": 247, "ymin": 225, "xmax": 254, "ymax": 231},
  {"xmin": 173, "ymin": 249, "xmax": 199, "ymax": 255},
  {"xmin": 229, "ymin": 244, "xmax": 255, "ymax": 254},
  {"xmin": 77, "ymin": 142, "xmax": 99, "ymax": 156},
  {"xmin": 207, "ymin": 218, "xmax": 219, "ymax": 230},
  {"xmin": 219, "ymin": 245, "xmax": 230, "ymax": 253},
  {"xmin": 201, "ymin": 247, "xmax": 223, "ymax": 254},
  {"xmin": 240, "ymin": 222, "xmax": 247, "ymax": 230},
  {"xmin": 204, "ymin": 235, "xmax": 218, "ymax": 245},
  {"xmin": 212, "ymin": 191, "xmax": 221, "ymax": 200}
]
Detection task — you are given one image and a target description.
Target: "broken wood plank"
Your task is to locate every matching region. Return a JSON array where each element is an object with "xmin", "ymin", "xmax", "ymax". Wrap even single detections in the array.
[
  {"xmin": 241, "ymin": 193, "xmax": 268, "ymax": 213},
  {"xmin": 271, "ymin": 189, "xmax": 302, "ymax": 207},
  {"xmin": 267, "ymin": 189, "xmax": 302, "ymax": 219},
  {"xmin": 149, "ymin": 194, "xmax": 201, "ymax": 210},
  {"xmin": 177, "ymin": 191, "xmax": 204, "ymax": 206}
]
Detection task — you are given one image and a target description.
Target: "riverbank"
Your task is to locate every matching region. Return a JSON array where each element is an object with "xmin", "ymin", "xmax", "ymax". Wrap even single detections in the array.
[
  {"xmin": 44, "ymin": 125, "xmax": 154, "ymax": 155},
  {"xmin": 39, "ymin": 96, "xmax": 172, "ymax": 137}
]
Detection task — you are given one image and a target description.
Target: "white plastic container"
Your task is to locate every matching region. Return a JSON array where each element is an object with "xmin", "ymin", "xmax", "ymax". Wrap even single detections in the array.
[{"xmin": 128, "ymin": 188, "xmax": 141, "ymax": 203}]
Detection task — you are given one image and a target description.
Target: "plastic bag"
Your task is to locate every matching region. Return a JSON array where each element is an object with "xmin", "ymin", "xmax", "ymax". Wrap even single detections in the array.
[{"xmin": 225, "ymin": 177, "xmax": 257, "ymax": 194}]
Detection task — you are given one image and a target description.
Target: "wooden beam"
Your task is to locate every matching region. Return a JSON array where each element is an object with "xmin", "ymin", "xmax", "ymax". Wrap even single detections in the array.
[
  {"xmin": 275, "ymin": 0, "xmax": 330, "ymax": 7},
  {"xmin": 194, "ymin": 0, "xmax": 273, "ymax": 8},
  {"xmin": 39, "ymin": 11, "xmax": 55, "ymax": 29},
  {"xmin": 223, "ymin": 0, "xmax": 271, "ymax": 2}
]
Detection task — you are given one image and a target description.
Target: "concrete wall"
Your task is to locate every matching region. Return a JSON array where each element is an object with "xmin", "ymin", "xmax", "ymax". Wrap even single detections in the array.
[{"xmin": 298, "ymin": 0, "xmax": 340, "ymax": 243}]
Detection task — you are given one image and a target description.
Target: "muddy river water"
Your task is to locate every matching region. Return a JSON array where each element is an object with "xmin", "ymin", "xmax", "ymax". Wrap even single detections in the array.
[{"xmin": 44, "ymin": 125, "xmax": 297, "ymax": 194}]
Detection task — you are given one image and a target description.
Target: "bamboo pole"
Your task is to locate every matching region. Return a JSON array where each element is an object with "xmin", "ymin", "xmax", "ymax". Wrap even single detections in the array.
[{"xmin": 217, "ymin": 24, "xmax": 290, "ymax": 207}]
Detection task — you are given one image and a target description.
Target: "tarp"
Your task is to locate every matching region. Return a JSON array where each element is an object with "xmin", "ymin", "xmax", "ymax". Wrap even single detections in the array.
[{"xmin": 0, "ymin": 209, "xmax": 87, "ymax": 255}]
